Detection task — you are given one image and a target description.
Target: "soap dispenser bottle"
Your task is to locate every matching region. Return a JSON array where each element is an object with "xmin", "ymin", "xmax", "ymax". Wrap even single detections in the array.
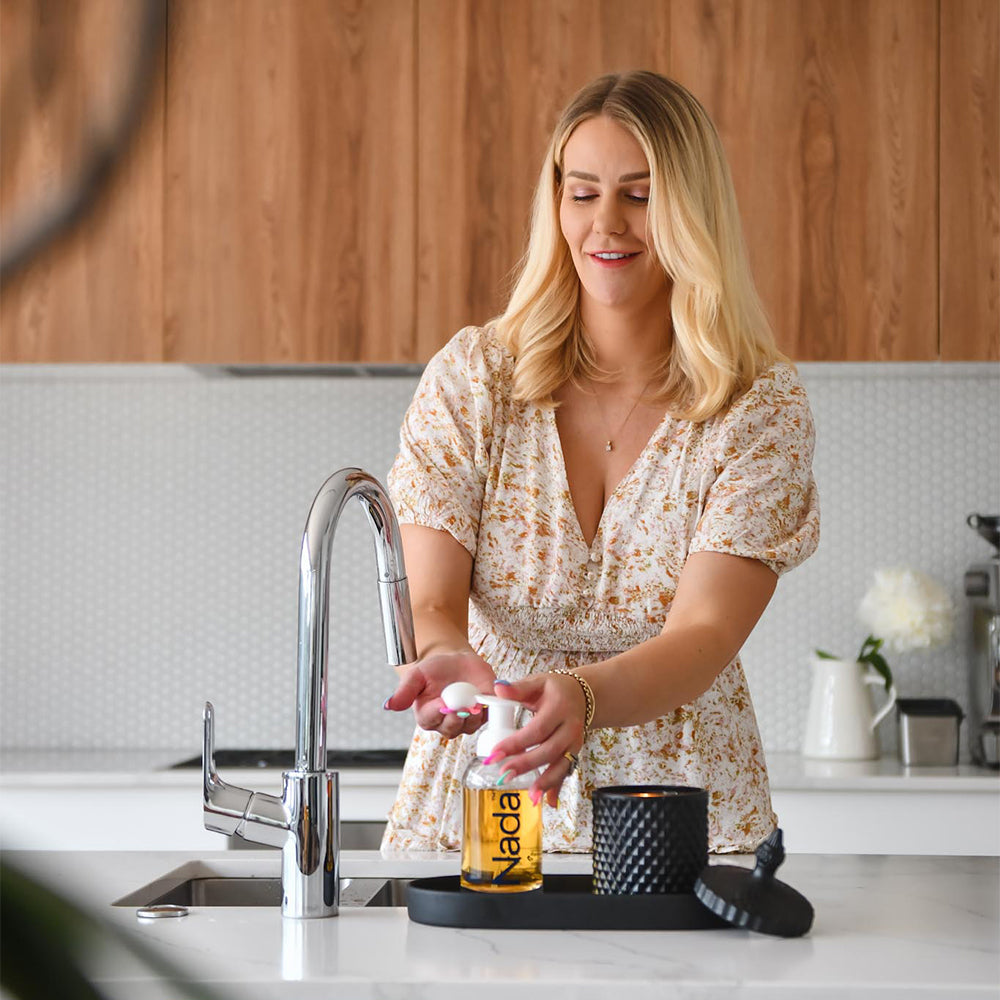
[{"xmin": 460, "ymin": 694, "xmax": 543, "ymax": 892}]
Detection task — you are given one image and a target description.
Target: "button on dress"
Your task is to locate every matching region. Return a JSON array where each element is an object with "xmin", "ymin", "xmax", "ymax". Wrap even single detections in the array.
[{"xmin": 383, "ymin": 325, "xmax": 820, "ymax": 854}]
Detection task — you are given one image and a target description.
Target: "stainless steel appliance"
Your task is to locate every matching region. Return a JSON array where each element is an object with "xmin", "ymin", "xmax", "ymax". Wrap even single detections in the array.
[{"xmin": 964, "ymin": 514, "xmax": 1000, "ymax": 768}]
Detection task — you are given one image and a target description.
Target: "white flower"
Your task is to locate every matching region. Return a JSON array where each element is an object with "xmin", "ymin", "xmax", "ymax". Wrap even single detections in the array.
[{"xmin": 857, "ymin": 568, "xmax": 954, "ymax": 653}]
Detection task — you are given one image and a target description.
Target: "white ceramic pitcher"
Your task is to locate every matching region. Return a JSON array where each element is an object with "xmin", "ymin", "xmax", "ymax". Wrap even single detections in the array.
[{"xmin": 803, "ymin": 657, "xmax": 898, "ymax": 760}]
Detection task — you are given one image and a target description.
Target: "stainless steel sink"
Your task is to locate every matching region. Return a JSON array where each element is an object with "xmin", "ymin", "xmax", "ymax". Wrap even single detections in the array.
[
  {"xmin": 114, "ymin": 875, "xmax": 410, "ymax": 908},
  {"xmin": 138, "ymin": 876, "xmax": 284, "ymax": 907}
]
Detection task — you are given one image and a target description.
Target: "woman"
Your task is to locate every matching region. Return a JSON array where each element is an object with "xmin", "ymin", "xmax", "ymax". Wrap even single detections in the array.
[{"xmin": 381, "ymin": 70, "xmax": 819, "ymax": 854}]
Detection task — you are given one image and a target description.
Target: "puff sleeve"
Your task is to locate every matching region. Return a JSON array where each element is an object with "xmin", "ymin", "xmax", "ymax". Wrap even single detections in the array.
[
  {"xmin": 688, "ymin": 365, "xmax": 820, "ymax": 576},
  {"xmin": 387, "ymin": 327, "xmax": 497, "ymax": 558}
]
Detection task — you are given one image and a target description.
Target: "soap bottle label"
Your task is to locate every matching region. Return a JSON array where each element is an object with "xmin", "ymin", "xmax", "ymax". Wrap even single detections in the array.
[{"xmin": 460, "ymin": 786, "xmax": 542, "ymax": 892}]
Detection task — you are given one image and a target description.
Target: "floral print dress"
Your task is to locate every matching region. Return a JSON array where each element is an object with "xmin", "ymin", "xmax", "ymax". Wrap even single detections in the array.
[{"xmin": 382, "ymin": 325, "xmax": 820, "ymax": 854}]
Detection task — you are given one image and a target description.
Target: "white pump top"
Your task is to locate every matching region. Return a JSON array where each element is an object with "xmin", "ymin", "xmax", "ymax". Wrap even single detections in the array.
[
  {"xmin": 474, "ymin": 695, "xmax": 522, "ymax": 759},
  {"xmin": 439, "ymin": 682, "xmax": 525, "ymax": 759}
]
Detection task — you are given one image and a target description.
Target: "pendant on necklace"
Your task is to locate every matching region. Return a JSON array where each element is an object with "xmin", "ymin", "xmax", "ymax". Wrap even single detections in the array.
[{"xmin": 605, "ymin": 441, "xmax": 613, "ymax": 452}]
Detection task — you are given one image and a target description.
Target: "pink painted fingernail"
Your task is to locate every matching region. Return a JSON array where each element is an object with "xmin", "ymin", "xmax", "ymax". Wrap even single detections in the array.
[
  {"xmin": 483, "ymin": 750, "xmax": 506, "ymax": 766},
  {"xmin": 439, "ymin": 706, "xmax": 454, "ymax": 714},
  {"xmin": 382, "ymin": 698, "xmax": 391, "ymax": 710},
  {"xmin": 529, "ymin": 790, "xmax": 541, "ymax": 806}
]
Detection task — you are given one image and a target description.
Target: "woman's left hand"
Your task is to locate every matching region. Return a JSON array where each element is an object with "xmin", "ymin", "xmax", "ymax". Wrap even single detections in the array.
[{"xmin": 486, "ymin": 673, "xmax": 589, "ymax": 808}]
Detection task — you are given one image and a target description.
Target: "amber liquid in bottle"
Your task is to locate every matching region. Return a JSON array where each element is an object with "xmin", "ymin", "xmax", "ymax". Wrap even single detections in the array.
[{"xmin": 460, "ymin": 784, "xmax": 543, "ymax": 892}]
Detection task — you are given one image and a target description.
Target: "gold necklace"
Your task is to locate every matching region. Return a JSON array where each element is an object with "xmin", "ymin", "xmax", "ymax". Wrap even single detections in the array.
[{"xmin": 591, "ymin": 378, "xmax": 654, "ymax": 452}]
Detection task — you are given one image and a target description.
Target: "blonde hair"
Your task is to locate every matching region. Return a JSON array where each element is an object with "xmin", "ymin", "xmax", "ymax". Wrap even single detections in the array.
[{"xmin": 494, "ymin": 71, "xmax": 785, "ymax": 421}]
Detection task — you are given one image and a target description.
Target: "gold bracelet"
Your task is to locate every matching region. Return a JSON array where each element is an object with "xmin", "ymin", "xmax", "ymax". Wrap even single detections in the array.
[{"xmin": 552, "ymin": 669, "xmax": 595, "ymax": 733}]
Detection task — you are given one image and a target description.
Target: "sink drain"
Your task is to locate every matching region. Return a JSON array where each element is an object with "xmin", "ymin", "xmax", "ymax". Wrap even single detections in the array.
[{"xmin": 136, "ymin": 904, "xmax": 189, "ymax": 920}]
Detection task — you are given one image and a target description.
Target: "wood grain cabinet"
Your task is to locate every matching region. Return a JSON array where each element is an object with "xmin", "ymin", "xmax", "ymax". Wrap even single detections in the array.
[
  {"xmin": 672, "ymin": 0, "xmax": 941, "ymax": 361},
  {"xmin": 1, "ymin": 0, "xmax": 996, "ymax": 362},
  {"xmin": 940, "ymin": 0, "xmax": 1000, "ymax": 360},
  {"xmin": 163, "ymin": 0, "xmax": 416, "ymax": 363}
]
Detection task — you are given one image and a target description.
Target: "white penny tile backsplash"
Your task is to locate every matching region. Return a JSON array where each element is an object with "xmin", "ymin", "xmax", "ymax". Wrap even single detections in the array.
[{"xmin": 1, "ymin": 362, "xmax": 997, "ymax": 760}]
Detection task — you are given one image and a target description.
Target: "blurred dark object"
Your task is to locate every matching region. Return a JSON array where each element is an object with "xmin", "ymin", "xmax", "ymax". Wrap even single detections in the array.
[
  {"xmin": 0, "ymin": 856, "xmax": 233, "ymax": 1000},
  {"xmin": 0, "ymin": 0, "xmax": 165, "ymax": 283},
  {"xmin": 1, "ymin": 860, "xmax": 105, "ymax": 1000}
]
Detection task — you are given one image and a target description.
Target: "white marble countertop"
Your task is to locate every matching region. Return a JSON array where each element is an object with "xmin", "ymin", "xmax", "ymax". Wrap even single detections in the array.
[
  {"xmin": 3, "ymin": 848, "xmax": 997, "ymax": 999},
  {"xmin": 765, "ymin": 752, "xmax": 1000, "ymax": 791},
  {"xmin": 2, "ymin": 748, "xmax": 997, "ymax": 792}
]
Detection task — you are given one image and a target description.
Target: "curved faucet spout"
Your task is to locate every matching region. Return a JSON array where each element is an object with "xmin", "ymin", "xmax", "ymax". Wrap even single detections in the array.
[{"xmin": 295, "ymin": 468, "xmax": 418, "ymax": 773}]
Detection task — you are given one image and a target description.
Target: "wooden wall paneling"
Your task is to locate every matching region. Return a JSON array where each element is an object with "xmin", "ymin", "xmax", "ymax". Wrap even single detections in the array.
[
  {"xmin": 670, "ymin": 0, "xmax": 938, "ymax": 361},
  {"xmin": 164, "ymin": 0, "xmax": 416, "ymax": 363},
  {"xmin": 0, "ymin": 0, "xmax": 165, "ymax": 362},
  {"xmin": 940, "ymin": 0, "xmax": 999, "ymax": 360},
  {"xmin": 415, "ymin": 0, "xmax": 671, "ymax": 360}
]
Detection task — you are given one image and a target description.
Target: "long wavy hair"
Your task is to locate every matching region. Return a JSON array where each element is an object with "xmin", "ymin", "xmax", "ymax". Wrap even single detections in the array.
[{"xmin": 494, "ymin": 71, "xmax": 785, "ymax": 421}]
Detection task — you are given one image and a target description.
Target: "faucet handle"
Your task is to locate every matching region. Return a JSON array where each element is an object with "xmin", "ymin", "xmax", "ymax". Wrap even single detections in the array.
[
  {"xmin": 202, "ymin": 702, "xmax": 291, "ymax": 847},
  {"xmin": 203, "ymin": 700, "xmax": 219, "ymax": 777},
  {"xmin": 203, "ymin": 701, "xmax": 254, "ymax": 837}
]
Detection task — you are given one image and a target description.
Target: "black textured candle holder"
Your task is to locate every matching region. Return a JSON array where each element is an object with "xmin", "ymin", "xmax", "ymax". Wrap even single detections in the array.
[{"xmin": 591, "ymin": 785, "xmax": 708, "ymax": 895}]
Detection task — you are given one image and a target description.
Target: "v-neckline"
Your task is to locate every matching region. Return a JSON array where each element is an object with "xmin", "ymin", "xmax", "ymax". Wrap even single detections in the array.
[{"xmin": 546, "ymin": 404, "xmax": 670, "ymax": 551}]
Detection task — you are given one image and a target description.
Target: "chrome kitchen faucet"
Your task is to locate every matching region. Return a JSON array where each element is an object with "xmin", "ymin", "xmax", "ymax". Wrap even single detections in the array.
[{"xmin": 202, "ymin": 468, "xmax": 418, "ymax": 918}]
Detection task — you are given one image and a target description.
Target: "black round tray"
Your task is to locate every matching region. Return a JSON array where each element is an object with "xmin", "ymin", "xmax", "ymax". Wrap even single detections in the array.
[{"xmin": 406, "ymin": 874, "xmax": 729, "ymax": 930}]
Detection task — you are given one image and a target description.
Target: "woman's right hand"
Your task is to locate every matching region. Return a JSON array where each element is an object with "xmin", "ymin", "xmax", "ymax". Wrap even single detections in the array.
[{"xmin": 383, "ymin": 651, "xmax": 496, "ymax": 738}]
